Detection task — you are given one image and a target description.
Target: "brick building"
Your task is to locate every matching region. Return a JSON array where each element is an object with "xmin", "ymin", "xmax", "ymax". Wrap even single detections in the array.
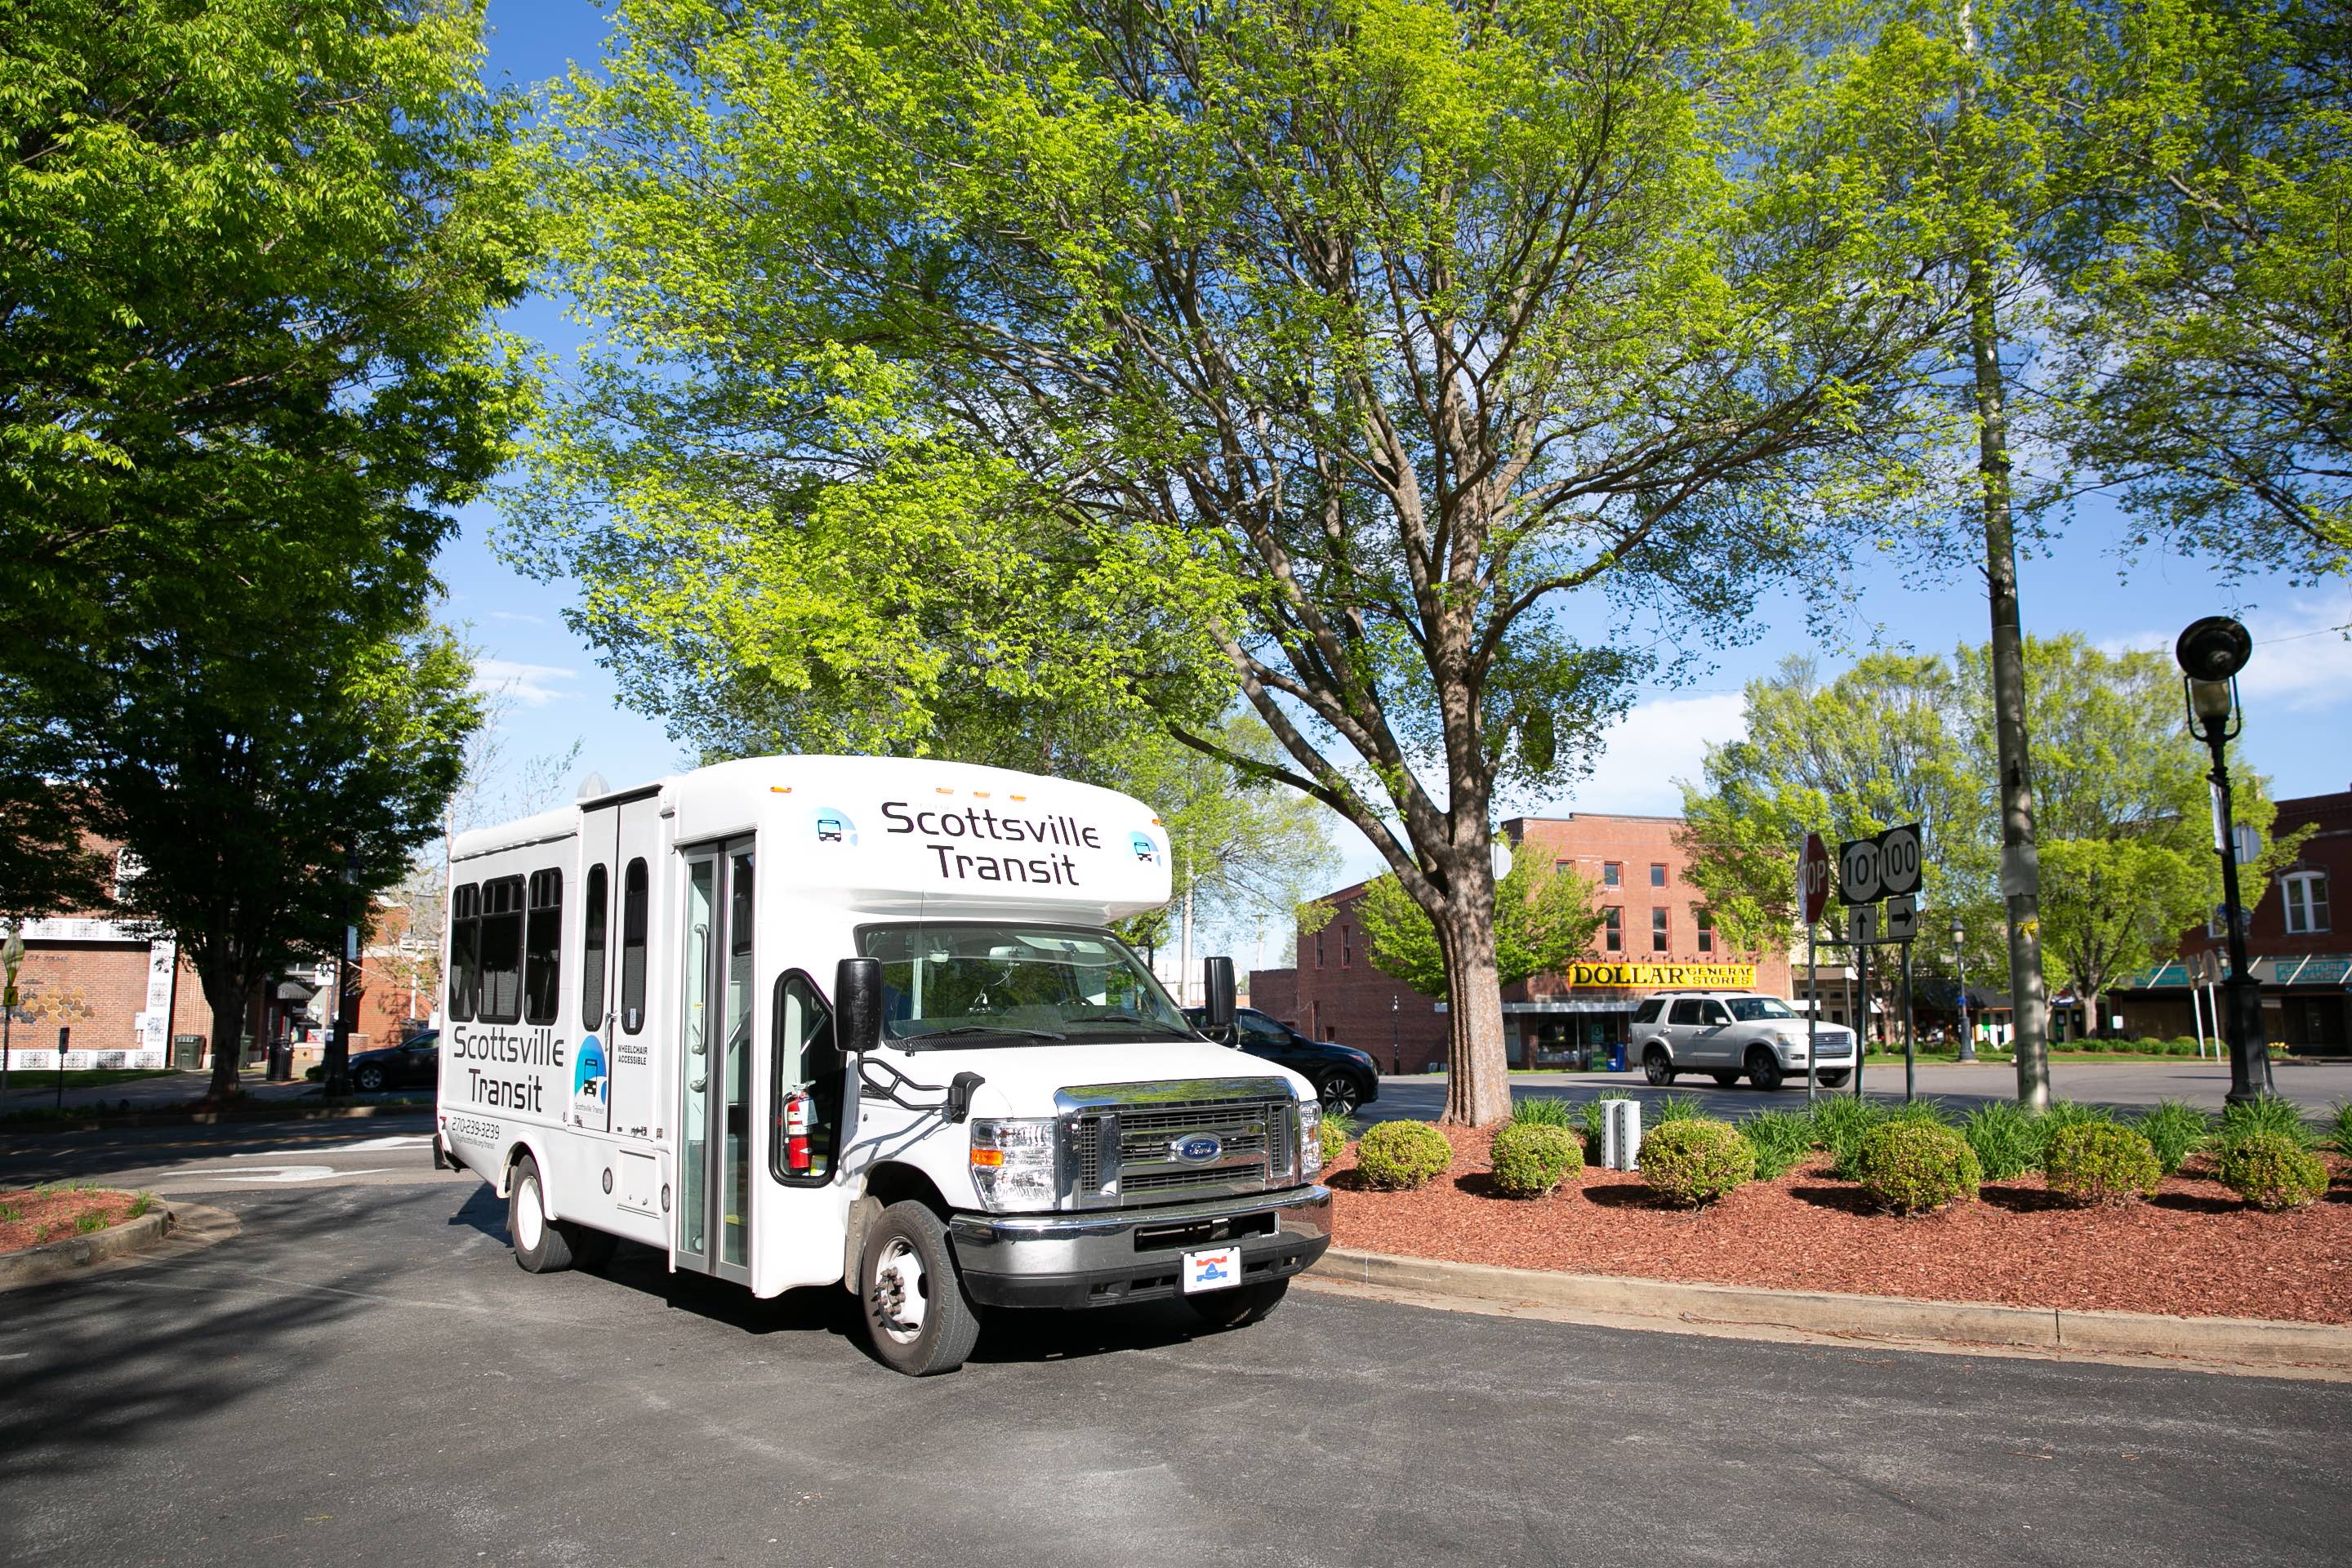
[
  {"xmin": 2112, "ymin": 785, "xmax": 2352, "ymax": 1054},
  {"xmin": 6, "ymin": 842, "xmax": 436, "ymax": 1074},
  {"xmin": 1267, "ymin": 813, "xmax": 1793, "ymax": 1072}
]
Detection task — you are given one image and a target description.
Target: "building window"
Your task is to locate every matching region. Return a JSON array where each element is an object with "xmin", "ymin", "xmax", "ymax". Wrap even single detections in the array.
[
  {"xmin": 1315, "ymin": 930, "xmax": 1325, "ymax": 969},
  {"xmin": 1603, "ymin": 907, "xmax": 1622, "ymax": 952},
  {"xmin": 1341, "ymin": 925, "xmax": 1352, "ymax": 967},
  {"xmin": 1650, "ymin": 907, "xmax": 1669, "ymax": 952},
  {"xmin": 2284, "ymin": 871, "xmax": 2331, "ymax": 934},
  {"xmin": 1555, "ymin": 859, "xmax": 1571, "ymax": 875},
  {"xmin": 1650, "ymin": 863, "xmax": 1667, "ymax": 888},
  {"xmin": 1602, "ymin": 862, "xmax": 1621, "ymax": 889},
  {"xmin": 1696, "ymin": 907, "xmax": 1714, "ymax": 954}
]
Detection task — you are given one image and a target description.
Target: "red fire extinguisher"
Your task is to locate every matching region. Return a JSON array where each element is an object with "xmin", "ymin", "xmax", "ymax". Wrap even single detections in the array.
[{"xmin": 783, "ymin": 1091, "xmax": 813, "ymax": 1174}]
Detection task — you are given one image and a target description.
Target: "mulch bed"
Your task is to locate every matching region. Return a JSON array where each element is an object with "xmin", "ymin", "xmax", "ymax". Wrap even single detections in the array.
[
  {"xmin": 1329, "ymin": 1125, "xmax": 2352, "ymax": 1325},
  {"xmin": 0, "ymin": 1187, "xmax": 143, "ymax": 1254}
]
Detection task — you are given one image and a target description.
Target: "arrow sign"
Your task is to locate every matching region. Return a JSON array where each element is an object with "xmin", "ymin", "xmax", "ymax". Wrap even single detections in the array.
[
  {"xmin": 1882, "ymin": 893, "xmax": 1918, "ymax": 942},
  {"xmin": 1799, "ymin": 833, "xmax": 1830, "ymax": 926}
]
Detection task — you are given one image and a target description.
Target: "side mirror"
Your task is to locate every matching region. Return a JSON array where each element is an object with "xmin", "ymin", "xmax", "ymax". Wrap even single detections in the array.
[
  {"xmin": 835, "ymin": 956, "xmax": 883, "ymax": 1056},
  {"xmin": 1200, "ymin": 956, "xmax": 1236, "ymax": 1035}
]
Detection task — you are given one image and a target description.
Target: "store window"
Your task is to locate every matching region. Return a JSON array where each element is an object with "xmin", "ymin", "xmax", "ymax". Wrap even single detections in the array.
[
  {"xmin": 1603, "ymin": 907, "xmax": 1622, "ymax": 952},
  {"xmin": 1650, "ymin": 907, "xmax": 1668, "ymax": 952},
  {"xmin": 2284, "ymin": 871, "xmax": 2331, "ymax": 934}
]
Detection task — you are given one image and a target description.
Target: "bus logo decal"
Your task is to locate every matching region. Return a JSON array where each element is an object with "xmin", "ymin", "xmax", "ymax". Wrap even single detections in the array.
[{"xmin": 811, "ymin": 807, "xmax": 858, "ymax": 846}]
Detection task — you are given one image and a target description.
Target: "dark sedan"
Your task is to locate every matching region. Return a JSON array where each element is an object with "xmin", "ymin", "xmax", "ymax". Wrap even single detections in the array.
[
  {"xmin": 1184, "ymin": 1006, "xmax": 1380, "ymax": 1115},
  {"xmin": 349, "ymin": 1031, "xmax": 439, "ymax": 1092}
]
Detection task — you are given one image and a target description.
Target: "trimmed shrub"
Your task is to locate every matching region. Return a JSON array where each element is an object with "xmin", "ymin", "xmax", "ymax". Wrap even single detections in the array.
[
  {"xmin": 2030, "ymin": 1100, "xmax": 2113, "ymax": 1166},
  {"xmin": 1810, "ymin": 1096, "xmax": 1890, "ymax": 1180},
  {"xmin": 1490, "ymin": 1123, "xmax": 1584, "ymax": 1198},
  {"xmin": 2133, "ymin": 1100, "xmax": 2210, "ymax": 1177},
  {"xmin": 1509, "ymin": 1096, "xmax": 1576, "ymax": 1128},
  {"xmin": 2043, "ymin": 1122, "xmax": 2163, "ymax": 1205},
  {"xmin": 2216, "ymin": 1132, "xmax": 2329, "ymax": 1212},
  {"xmin": 1855, "ymin": 1121, "xmax": 1982, "ymax": 1215},
  {"xmin": 1354, "ymin": 1120, "xmax": 1453, "ymax": 1191},
  {"xmin": 2221, "ymin": 1095, "xmax": 2317, "ymax": 1151},
  {"xmin": 1650, "ymin": 1094, "xmax": 1704, "ymax": 1126},
  {"xmin": 1318, "ymin": 1112, "xmax": 1355, "ymax": 1169},
  {"xmin": 1640, "ymin": 1119, "xmax": 1755, "ymax": 1206},
  {"xmin": 1962, "ymin": 1101, "xmax": 2041, "ymax": 1182},
  {"xmin": 1889, "ymin": 1097, "xmax": 1956, "ymax": 1129},
  {"xmin": 1738, "ymin": 1109, "xmax": 1815, "ymax": 1181}
]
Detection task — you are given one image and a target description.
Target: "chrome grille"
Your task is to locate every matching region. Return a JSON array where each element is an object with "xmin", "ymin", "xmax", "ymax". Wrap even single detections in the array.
[{"xmin": 1058, "ymin": 1077, "xmax": 1300, "ymax": 1210}]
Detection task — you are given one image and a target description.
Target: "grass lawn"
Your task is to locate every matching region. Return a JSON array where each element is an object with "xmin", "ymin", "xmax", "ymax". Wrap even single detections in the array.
[{"xmin": 0, "ymin": 1067, "xmax": 176, "ymax": 1090}]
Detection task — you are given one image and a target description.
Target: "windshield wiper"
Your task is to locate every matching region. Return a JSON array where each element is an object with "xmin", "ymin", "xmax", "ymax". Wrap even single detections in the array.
[
  {"xmin": 906, "ymin": 1023, "xmax": 1068, "ymax": 1043},
  {"xmin": 1064, "ymin": 1012, "xmax": 1195, "ymax": 1037}
]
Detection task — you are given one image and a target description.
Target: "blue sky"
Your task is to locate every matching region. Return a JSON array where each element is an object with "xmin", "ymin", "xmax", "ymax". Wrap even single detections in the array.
[{"xmin": 451, "ymin": 2, "xmax": 2352, "ymax": 889}]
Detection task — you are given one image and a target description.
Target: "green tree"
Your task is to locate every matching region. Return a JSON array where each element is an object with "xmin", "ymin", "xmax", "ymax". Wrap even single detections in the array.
[
  {"xmin": 518, "ymin": 0, "xmax": 1962, "ymax": 1122},
  {"xmin": 0, "ymin": 0, "xmax": 533, "ymax": 684},
  {"xmin": 1350, "ymin": 856, "xmax": 1601, "ymax": 1002},
  {"xmin": 91, "ymin": 621, "xmax": 482, "ymax": 1102},
  {"xmin": 0, "ymin": 1, "xmax": 528, "ymax": 1094},
  {"xmin": 2039, "ymin": 1, "xmax": 2350, "ymax": 578}
]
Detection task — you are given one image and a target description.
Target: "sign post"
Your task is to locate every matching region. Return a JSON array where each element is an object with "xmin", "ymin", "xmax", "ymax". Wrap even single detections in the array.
[
  {"xmin": 1800, "ymin": 833, "xmax": 1829, "ymax": 1105},
  {"xmin": 1838, "ymin": 824, "xmax": 1925, "ymax": 1102}
]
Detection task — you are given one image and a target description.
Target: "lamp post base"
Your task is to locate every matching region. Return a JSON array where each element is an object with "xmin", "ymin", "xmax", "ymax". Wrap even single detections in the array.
[{"xmin": 2221, "ymin": 974, "xmax": 2273, "ymax": 1105}]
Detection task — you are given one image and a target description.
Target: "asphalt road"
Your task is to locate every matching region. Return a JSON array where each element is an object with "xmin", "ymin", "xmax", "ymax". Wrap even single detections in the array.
[
  {"xmin": 1359, "ymin": 1058, "xmax": 2352, "ymax": 1125},
  {"xmin": 4, "ymin": 1126, "xmax": 2350, "ymax": 1566}
]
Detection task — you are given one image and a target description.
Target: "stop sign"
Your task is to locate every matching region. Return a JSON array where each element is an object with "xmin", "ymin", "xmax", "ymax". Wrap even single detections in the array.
[{"xmin": 1799, "ymin": 832, "xmax": 1830, "ymax": 925}]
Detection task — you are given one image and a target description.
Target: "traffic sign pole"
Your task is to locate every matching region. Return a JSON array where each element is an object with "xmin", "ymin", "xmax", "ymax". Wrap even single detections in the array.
[
  {"xmin": 1800, "ymin": 833, "xmax": 1829, "ymax": 1109},
  {"xmin": 1900, "ymin": 937, "xmax": 1916, "ymax": 1104},
  {"xmin": 1854, "ymin": 923, "xmax": 1869, "ymax": 1098}
]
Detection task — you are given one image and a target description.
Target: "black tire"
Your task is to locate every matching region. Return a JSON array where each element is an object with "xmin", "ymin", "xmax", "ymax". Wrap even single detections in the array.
[
  {"xmin": 1187, "ymin": 1278, "xmax": 1288, "ymax": 1330},
  {"xmin": 508, "ymin": 1156, "xmax": 574, "ymax": 1274},
  {"xmin": 564, "ymin": 1224, "xmax": 618, "ymax": 1271},
  {"xmin": 1817, "ymin": 1070, "xmax": 1851, "ymax": 1089},
  {"xmin": 1643, "ymin": 1046, "xmax": 1676, "ymax": 1086},
  {"xmin": 1710, "ymin": 1071, "xmax": 1740, "ymax": 1088},
  {"xmin": 1317, "ymin": 1071, "xmax": 1365, "ymax": 1116},
  {"xmin": 859, "ymin": 1201, "xmax": 982, "ymax": 1376},
  {"xmin": 354, "ymin": 1064, "xmax": 386, "ymax": 1092},
  {"xmin": 1746, "ymin": 1047, "xmax": 1784, "ymax": 1093}
]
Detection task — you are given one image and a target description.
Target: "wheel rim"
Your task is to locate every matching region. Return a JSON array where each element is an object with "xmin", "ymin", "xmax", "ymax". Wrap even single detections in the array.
[
  {"xmin": 1749, "ymin": 1051, "xmax": 1779, "ymax": 1088},
  {"xmin": 358, "ymin": 1069, "xmax": 381, "ymax": 1089},
  {"xmin": 515, "ymin": 1175, "xmax": 545, "ymax": 1252},
  {"xmin": 1645, "ymin": 1051, "xmax": 1668, "ymax": 1085},
  {"xmin": 871, "ymin": 1237, "xmax": 929, "ymax": 1345},
  {"xmin": 1320, "ymin": 1076, "xmax": 1359, "ymax": 1114}
]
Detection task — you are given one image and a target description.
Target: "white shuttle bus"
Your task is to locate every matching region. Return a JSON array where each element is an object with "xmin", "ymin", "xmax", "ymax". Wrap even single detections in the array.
[{"xmin": 434, "ymin": 755, "xmax": 1332, "ymax": 1374}]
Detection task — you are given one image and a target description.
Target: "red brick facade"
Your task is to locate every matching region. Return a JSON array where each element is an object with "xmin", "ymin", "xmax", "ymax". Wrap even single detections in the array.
[{"xmin": 1280, "ymin": 813, "xmax": 1793, "ymax": 1072}]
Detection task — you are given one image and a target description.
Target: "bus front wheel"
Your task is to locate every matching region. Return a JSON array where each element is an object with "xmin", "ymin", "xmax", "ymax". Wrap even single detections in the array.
[{"xmin": 860, "ymin": 1201, "xmax": 982, "ymax": 1376}]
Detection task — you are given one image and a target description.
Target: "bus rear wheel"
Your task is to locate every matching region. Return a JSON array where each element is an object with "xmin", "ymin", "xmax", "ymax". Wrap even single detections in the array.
[
  {"xmin": 860, "ymin": 1202, "xmax": 981, "ymax": 1377},
  {"xmin": 508, "ymin": 1155, "xmax": 574, "ymax": 1274}
]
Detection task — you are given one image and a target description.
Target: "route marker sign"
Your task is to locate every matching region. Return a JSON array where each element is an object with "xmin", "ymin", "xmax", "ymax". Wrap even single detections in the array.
[{"xmin": 1837, "ymin": 823, "xmax": 1922, "ymax": 904}]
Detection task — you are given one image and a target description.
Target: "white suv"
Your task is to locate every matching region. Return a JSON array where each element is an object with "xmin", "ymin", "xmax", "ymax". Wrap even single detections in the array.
[{"xmin": 1629, "ymin": 991, "xmax": 1855, "ymax": 1092}]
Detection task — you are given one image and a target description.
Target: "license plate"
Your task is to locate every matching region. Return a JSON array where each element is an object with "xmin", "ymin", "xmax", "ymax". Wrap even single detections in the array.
[{"xmin": 1182, "ymin": 1246, "xmax": 1241, "ymax": 1294}]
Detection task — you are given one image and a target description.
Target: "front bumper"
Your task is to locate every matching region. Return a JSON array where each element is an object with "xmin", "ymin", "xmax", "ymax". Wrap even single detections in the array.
[{"xmin": 948, "ymin": 1184, "xmax": 1332, "ymax": 1309}]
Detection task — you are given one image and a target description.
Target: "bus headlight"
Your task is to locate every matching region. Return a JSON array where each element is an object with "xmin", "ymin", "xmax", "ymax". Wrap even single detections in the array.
[
  {"xmin": 969, "ymin": 1118, "xmax": 1058, "ymax": 1212},
  {"xmin": 1299, "ymin": 1098, "xmax": 1324, "ymax": 1178}
]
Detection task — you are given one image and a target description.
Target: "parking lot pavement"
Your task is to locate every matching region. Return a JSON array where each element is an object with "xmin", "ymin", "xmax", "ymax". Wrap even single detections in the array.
[
  {"xmin": 3, "ymin": 1175, "xmax": 2348, "ymax": 1566},
  {"xmin": 1361, "ymin": 1058, "xmax": 2352, "ymax": 1125}
]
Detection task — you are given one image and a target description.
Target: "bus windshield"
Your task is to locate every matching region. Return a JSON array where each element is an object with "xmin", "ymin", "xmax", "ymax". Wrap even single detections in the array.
[{"xmin": 857, "ymin": 923, "xmax": 1196, "ymax": 1046}]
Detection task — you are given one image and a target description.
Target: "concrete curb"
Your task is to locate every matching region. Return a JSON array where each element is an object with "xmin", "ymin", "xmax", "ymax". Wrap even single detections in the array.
[
  {"xmin": 1303, "ymin": 1248, "xmax": 2352, "ymax": 1376},
  {"xmin": 0, "ymin": 1102, "xmax": 432, "ymax": 1135},
  {"xmin": 0, "ymin": 1207, "xmax": 176, "ymax": 1290}
]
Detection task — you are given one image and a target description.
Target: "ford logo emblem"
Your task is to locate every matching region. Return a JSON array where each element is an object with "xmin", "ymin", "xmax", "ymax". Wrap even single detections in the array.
[{"xmin": 1172, "ymin": 1134, "xmax": 1223, "ymax": 1164}]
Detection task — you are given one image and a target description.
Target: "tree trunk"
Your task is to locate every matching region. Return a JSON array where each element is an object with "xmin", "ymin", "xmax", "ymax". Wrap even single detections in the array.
[
  {"xmin": 1433, "ymin": 860, "xmax": 1512, "ymax": 1127},
  {"xmin": 199, "ymin": 967, "xmax": 249, "ymax": 1103},
  {"xmin": 1958, "ymin": 0, "xmax": 2050, "ymax": 1112}
]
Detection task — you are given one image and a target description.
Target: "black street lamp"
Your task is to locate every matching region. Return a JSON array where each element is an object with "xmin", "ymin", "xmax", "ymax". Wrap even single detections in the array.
[
  {"xmin": 1950, "ymin": 913, "xmax": 1975, "ymax": 1062},
  {"xmin": 1390, "ymin": 993, "xmax": 1400, "ymax": 1076},
  {"xmin": 2176, "ymin": 616, "xmax": 2274, "ymax": 1106}
]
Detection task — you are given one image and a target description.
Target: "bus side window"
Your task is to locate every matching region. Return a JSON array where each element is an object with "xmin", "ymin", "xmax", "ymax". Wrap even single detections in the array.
[
  {"xmin": 524, "ymin": 868, "xmax": 563, "ymax": 1027},
  {"xmin": 448, "ymin": 882, "xmax": 480, "ymax": 1022},
  {"xmin": 771, "ymin": 972, "xmax": 841, "ymax": 1182},
  {"xmin": 620, "ymin": 858, "xmax": 648, "ymax": 1033},
  {"xmin": 580, "ymin": 863, "xmax": 608, "ymax": 1032},
  {"xmin": 479, "ymin": 875, "xmax": 525, "ymax": 1024}
]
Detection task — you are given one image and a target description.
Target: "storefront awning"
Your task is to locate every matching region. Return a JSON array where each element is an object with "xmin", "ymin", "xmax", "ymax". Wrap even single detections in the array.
[{"xmin": 2122, "ymin": 955, "xmax": 2352, "ymax": 989}]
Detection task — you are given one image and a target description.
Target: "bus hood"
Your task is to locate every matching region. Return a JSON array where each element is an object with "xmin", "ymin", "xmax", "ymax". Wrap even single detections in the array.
[{"xmin": 863, "ymin": 1036, "xmax": 1313, "ymax": 1116}]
